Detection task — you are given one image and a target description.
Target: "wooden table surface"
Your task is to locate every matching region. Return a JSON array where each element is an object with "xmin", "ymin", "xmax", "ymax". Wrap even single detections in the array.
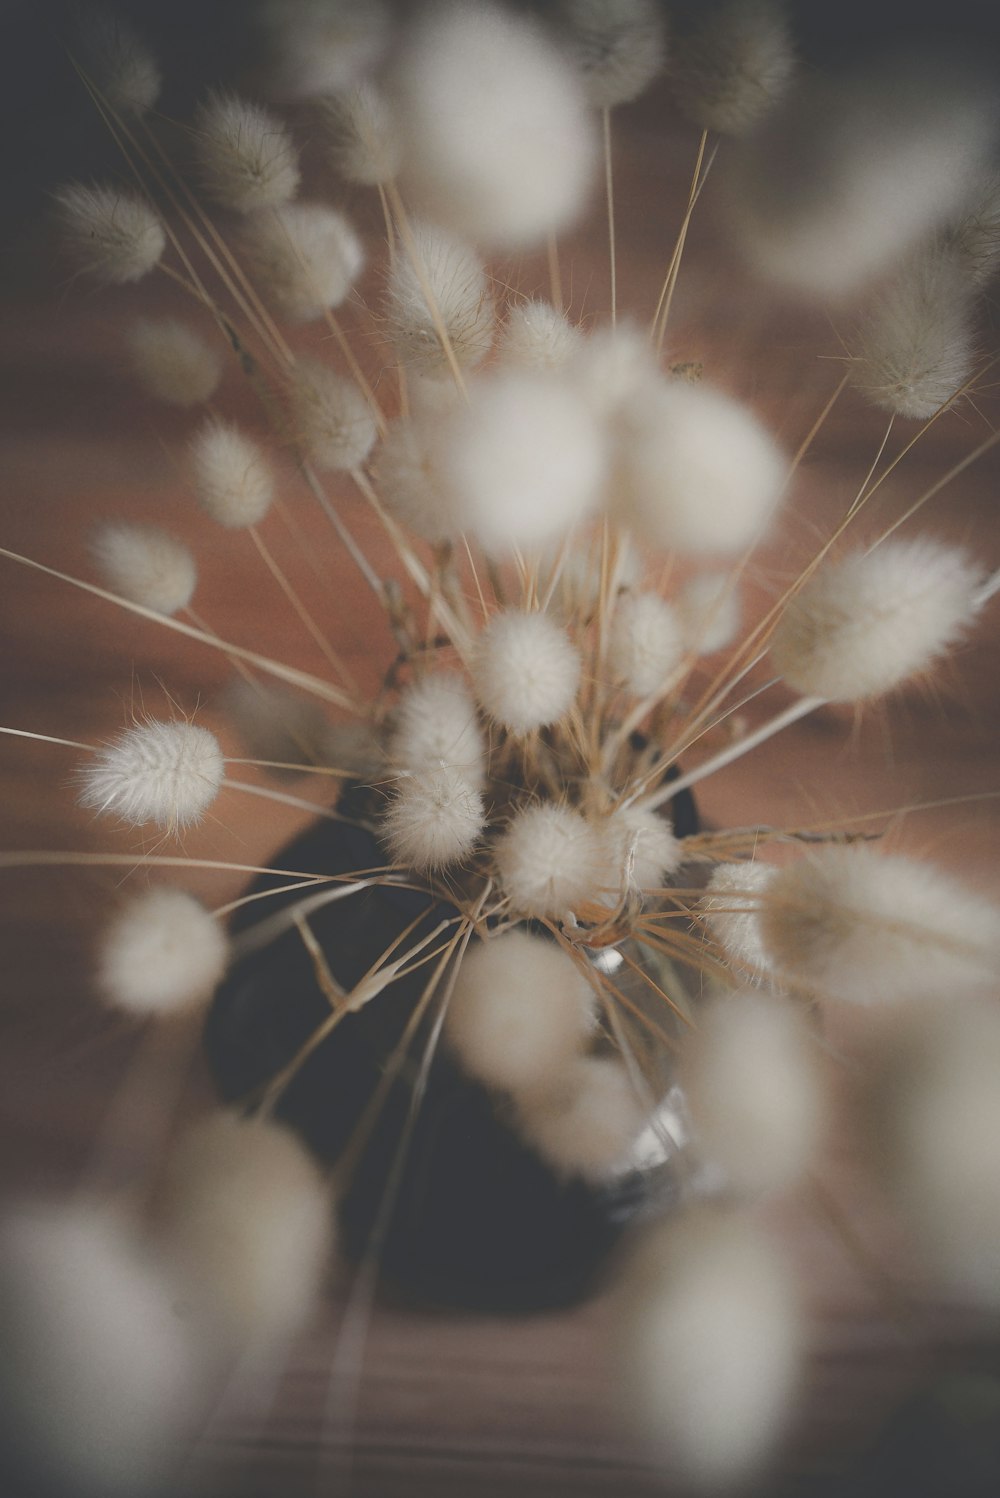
[{"xmin": 2, "ymin": 11, "xmax": 1000, "ymax": 1495}]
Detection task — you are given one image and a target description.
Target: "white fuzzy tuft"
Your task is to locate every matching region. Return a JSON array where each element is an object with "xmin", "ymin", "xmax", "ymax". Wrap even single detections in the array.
[
  {"xmin": 497, "ymin": 300, "xmax": 582, "ymax": 372},
  {"xmin": 242, "ymin": 201, "xmax": 364, "ymax": 322},
  {"xmin": 494, "ymin": 802, "xmax": 607, "ymax": 919},
  {"xmin": 514, "ymin": 1055, "xmax": 647, "ymax": 1180},
  {"xmin": 760, "ymin": 845, "xmax": 1000, "ymax": 1006},
  {"xmin": 388, "ymin": 673, "xmax": 486, "ymax": 789},
  {"xmin": 78, "ymin": 11, "xmax": 161, "ymax": 116},
  {"xmin": 385, "ymin": 220, "xmax": 494, "ymax": 375},
  {"xmin": 869, "ymin": 1001, "xmax": 1000, "ymax": 1308},
  {"xmin": 190, "ymin": 419, "xmax": 275, "ymax": 528},
  {"xmin": 390, "ymin": 1, "xmax": 597, "ymax": 249},
  {"xmin": 79, "ymin": 721, "xmax": 224, "ymax": 833},
  {"xmin": 375, "ymin": 414, "xmax": 458, "ymax": 544},
  {"xmin": 256, "ymin": 0, "xmax": 391, "ymax": 100},
  {"xmin": 682, "ymin": 990, "xmax": 824, "ymax": 1196},
  {"xmin": 670, "ymin": 0, "xmax": 794, "ymax": 135},
  {"xmin": 605, "ymin": 803, "xmax": 681, "ymax": 893},
  {"xmin": 770, "ymin": 537, "xmax": 985, "ymax": 702},
  {"xmin": 724, "ymin": 53, "xmax": 998, "ymax": 300},
  {"xmin": 161, "ymin": 1111, "xmax": 332, "ymax": 1347},
  {"xmin": 0, "ymin": 1201, "xmax": 199, "ymax": 1496},
  {"xmin": 437, "ymin": 370, "xmax": 607, "ymax": 557},
  {"xmin": 619, "ymin": 1207, "xmax": 802, "ymax": 1488},
  {"xmin": 445, "ymin": 929, "xmax": 594, "ymax": 1092},
  {"xmin": 55, "ymin": 183, "xmax": 165, "ymax": 285},
  {"xmin": 320, "ymin": 79, "xmax": 401, "ymax": 186},
  {"xmin": 91, "ymin": 522, "xmax": 196, "ymax": 616},
  {"xmin": 128, "ymin": 318, "xmax": 222, "ymax": 407},
  {"xmin": 849, "ymin": 250, "xmax": 974, "ymax": 419},
  {"xmin": 97, "ymin": 887, "xmax": 228, "ymax": 1017},
  {"xmin": 382, "ymin": 763, "xmax": 485, "ymax": 871},
  {"xmin": 676, "ymin": 571, "xmax": 741, "ymax": 655},
  {"xmin": 193, "ymin": 91, "xmax": 300, "ymax": 213},
  {"xmin": 701, "ymin": 861, "xmax": 776, "ymax": 979},
  {"xmin": 574, "ymin": 322, "xmax": 658, "ymax": 419},
  {"xmin": 608, "ymin": 591, "xmax": 685, "ymax": 698},
  {"xmin": 472, "ymin": 610, "xmax": 581, "ymax": 735},
  {"xmin": 554, "ymin": 0, "xmax": 666, "ymax": 110},
  {"xmin": 619, "ymin": 378, "xmax": 786, "ymax": 555},
  {"xmin": 290, "ymin": 360, "xmax": 377, "ymax": 472}
]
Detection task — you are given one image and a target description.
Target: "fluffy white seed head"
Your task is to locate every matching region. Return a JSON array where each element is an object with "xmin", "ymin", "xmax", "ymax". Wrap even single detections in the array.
[
  {"xmin": 605, "ymin": 803, "xmax": 681, "ymax": 894},
  {"xmin": 91, "ymin": 522, "xmax": 196, "ymax": 616},
  {"xmin": 701, "ymin": 861, "xmax": 776, "ymax": 980},
  {"xmin": 190, "ymin": 419, "xmax": 275, "ymax": 528},
  {"xmin": 77, "ymin": 11, "xmax": 161, "ymax": 116},
  {"xmin": 388, "ymin": 673, "xmax": 486, "ymax": 789},
  {"xmin": 290, "ymin": 360, "xmax": 377, "ymax": 472},
  {"xmin": 242, "ymin": 201, "xmax": 364, "ymax": 322},
  {"xmin": 375, "ymin": 414, "xmax": 458, "ymax": 544},
  {"xmin": 497, "ymin": 300, "xmax": 582, "ymax": 373},
  {"xmin": 619, "ymin": 1207, "xmax": 803, "ymax": 1488},
  {"xmin": 494, "ymin": 802, "xmax": 607, "ymax": 919},
  {"xmin": 382, "ymin": 763, "xmax": 485, "ymax": 871},
  {"xmin": 437, "ymin": 370, "xmax": 606, "ymax": 557},
  {"xmin": 724, "ymin": 53, "xmax": 998, "ymax": 300},
  {"xmin": 514, "ymin": 1055, "xmax": 647, "ymax": 1181},
  {"xmin": 472, "ymin": 610, "xmax": 581, "ymax": 735},
  {"xmin": 445, "ymin": 929, "xmax": 594, "ymax": 1092},
  {"xmin": 193, "ymin": 91, "xmax": 300, "ymax": 213},
  {"xmin": 97, "ymin": 888, "xmax": 227, "ymax": 1018},
  {"xmin": 670, "ymin": 0, "xmax": 794, "ymax": 135},
  {"xmin": 554, "ymin": 0, "xmax": 666, "ymax": 110},
  {"xmin": 619, "ymin": 379, "xmax": 786, "ymax": 556},
  {"xmin": 384, "ymin": 221, "xmax": 494, "ymax": 375},
  {"xmin": 128, "ymin": 318, "xmax": 222, "ymax": 407},
  {"xmin": 55, "ymin": 183, "xmax": 165, "ymax": 285},
  {"xmin": 0, "ymin": 1202, "xmax": 199, "ymax": 1496},
  {"xmin": 943, "ymin": 173, "xmax": 1000, "ymax": 288},
  {"xmin": 676, "ymin": 571, "xmax": 741, "ymax": 655},
  {"xmin": 160, "ymin": 1112, "xmax": 332, "ymax": 1347},
  {"xmin": 320, "ymin": 79, "xmax": 402, "ymax": 186},
  {"xmin": 390, "ymin": 1, "xmax": 597, "ymax": 249},
  {"xmin": 760, "ymin": 845, "xmax": 1000, "ymax": 1006},
  {"xmin": 79, "ymin": 721, "xmax": 224, "ymax": 833},
  {"xmin": 770, "ymin": 537, "xmax": 985, "ymax": 702},
  {"xmin": 256, "ymin": 0, "xmax": 391, "ymax": 100},
  {"xmin": 574, "ymin": 322, "xmax": 659, "ymax": 420},
  {"xmin": 608, "ymin": 591, "xmax": 685, "ymax": 698},
  {"xmin": 681, "ymin": 990, "xmax": 824, "ymax": 1197},
  {"xmin": 849, "ymin": 250, "xmax": 974, "ymax": 419},
  {"xmin": 868, "ymin": 1001, "xmax": 1000, "ymax": 1307}
]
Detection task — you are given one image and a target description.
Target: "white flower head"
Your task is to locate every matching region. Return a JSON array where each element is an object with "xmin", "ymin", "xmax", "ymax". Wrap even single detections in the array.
[
  {"xmin": 384, "ymin": 220, "xmax": 494, "ymax": 375},
  {"xmin": 190, "ymin": 419, "xmax": 275, "ymax": 529},
  {"xmin": 445, "ymin": 929, "xmax": 595, "ymax": 1092},
  {"xmin": 128, "ymin": 318, "xmax": 222, "ymax": 407},
  {"xmin": 290, "ymin": 360, "xmax": 377, "ymax": 472},
  {"xmin": 193, "ymin": 91, "xmax": 300, "ymax": 213},
  {"xmin": 494, "ymin": 802, "xmax": 607, "ymax": 920},
  {"xmin": 320, "ymin": 79, "xmax": 402, "ymax": 186},
  {"xmin": 55, "ymin": 183, "xmax": 165, "ymax": 285},
  {"xmin": 79, "ymin": 721, "xmax": 225, "ymax": 833},
  {"xmin": 390, "ymin": 0, "xmax": 597, "ymax": 248},
  {"xmin": 242, "ymin": 201, "xmax": 364, "ymax": 322},
  {"xmin": 382, "ymin": 763, "xmax": 485, "ymax": 871},
  {"xmin": 608, "ymin": 591, "xmax": 685, "ymax": 698},
  {"xmin": 97, "ymin": 888, "xmax": 228, "ymax": 1017},
  {"xmin": 472, "ymin": 610, "xmax": 581, "ymax": 735},
  {"xmin": 555, "ymin": 0, "xmax": 667, "ymax": 110},
  {"xmin": 91, "ymin": 522, "xmax": 196, "ymax": 616},
  {"xmin": 770, "ymin": 537, "xmax": 985, "ymax": 702}
]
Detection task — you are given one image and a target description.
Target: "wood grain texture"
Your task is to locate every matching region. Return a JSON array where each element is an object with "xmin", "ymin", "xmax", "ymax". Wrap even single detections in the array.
[{"xmin": 2, "ymin": 16, "xmax": 1000, "ymax": 1497}]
